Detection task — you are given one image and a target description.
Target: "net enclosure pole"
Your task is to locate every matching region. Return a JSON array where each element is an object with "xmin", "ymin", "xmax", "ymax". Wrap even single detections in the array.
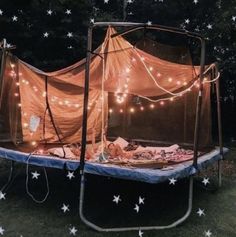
[
  {"xmin": 215, "ymin": 63, "xmax": 223, "ymax": 187},
  {"xmin": 79, "ymin": 26, "xmax": 93, "ymax": 174},
  {"xmin": 193, "ymin": 38, "xmax": 206, "ymax": 168},
  {"xmin": 215, "ymin": 64, "xmax": 223, "ymax": 156},
  {"xmin": 0, "ymin": 39, "xmax": 7, "ymax": 107}
]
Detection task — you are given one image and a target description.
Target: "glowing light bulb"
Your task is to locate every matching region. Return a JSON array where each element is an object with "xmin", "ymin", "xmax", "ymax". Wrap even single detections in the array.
[
  {"xmin": 119, "ymin": 109, "xmax": 123, "ymax": 113},
  {"xmin": 10, "ymin": 63, "xmax": 15, "ymax": 68},
  {"xmin": 149, "ymin": 66, "xmax": 153, "ymax": 71},
  {"xmin": 177, "ymin": 81, "xmax": 181, "ymax": 85},
  {"xmin": 31, "ymin": 141, "xmax": 37, "ymax": 146},
  {"xmin": 130, "ymin": 108, "xmax": 135, "ymax": 113},
  {"xmin": 170, "ymin": 97, "xmax": 174, "ymax": 101},
  {"xmin": 124, "ymin": 84, "xmax": 128, "ymax": 88},
  {"xmin": 19, "ymin": 72, "xmax": 22, "ymax": 76},
  {"xmin": 160, "ymin": 101, "xmax": 165, "ymax": 106},
  {"xmin": 14, "ymin": 93, "xmax": 19, "ymax": 97},
  {"xmin": 42, "ymin": 91, "xmax": 46, "ymax": 97},
  {"xmin": 132, "ymin": 57, "xmax": 136, "ymax": 62},
  {"xmin": 168, "ymin": 77, "xmax": 173, "ymax": 82},
  {"xmin": 18, "ymin": 103, "xmax": 22, "ymax": 107},
  {"xmin": 109, "ymin": 108, "xmax": 113, "ymax": 113},
  {"xmin": 23, "ymin": 123, "xmax": 28, "ymax": 128},
  {"xmin": 126, "ymin": 68, "xmax": 130, "ymax": 73},
  {"xmin": 75, "ymin": 104, "xmax": 79, "ymax": 108},
  {"xmin": 25, "ymin": 81, "xmax": 29, "ymax": 85},
  {"xmin": 59, "ymin": 101, "xmax": 63, "ymax": 105},
  {"xmin": 150, "ymin": 104, "xmax": 155, "ymax": 109},
  {"xmin": 16, "ymin": 82, "xmax": 20, "ymax": 86},
  {"xmin": 64, "ymin": 100, "xmax": 69, "ymax": 105},
  {"xmin": 140, "ymin": 106, "xmax": 144, "ymax": 111},
  {"xmin": 183, "ymin": 81, "xmax": 187, "ymax": 86},
  {"xmin": 157, "ymin": 73, "xmax": 161, "ymax": 77}
]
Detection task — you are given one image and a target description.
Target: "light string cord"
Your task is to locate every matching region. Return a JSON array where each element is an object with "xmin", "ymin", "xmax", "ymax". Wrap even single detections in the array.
[{"xmin": 26, "ymin": 152, "xmax": 50, "ymax": 204}]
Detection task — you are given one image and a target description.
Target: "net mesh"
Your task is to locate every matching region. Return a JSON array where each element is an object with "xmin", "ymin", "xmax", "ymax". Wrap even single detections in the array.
[{"xmin": 0, "ymin": 27, "xmax": 213, "ymax": 150}]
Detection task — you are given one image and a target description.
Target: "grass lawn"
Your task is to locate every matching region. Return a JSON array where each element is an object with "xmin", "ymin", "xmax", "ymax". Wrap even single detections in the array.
[{"xmin": 0, "ymin": 149, "xmax": 236, "ymax": 237}]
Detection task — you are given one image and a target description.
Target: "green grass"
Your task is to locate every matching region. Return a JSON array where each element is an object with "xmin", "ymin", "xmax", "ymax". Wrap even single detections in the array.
[{"xmin": 0, "ymin": 150, "xmax": 236, "ymax": 237}]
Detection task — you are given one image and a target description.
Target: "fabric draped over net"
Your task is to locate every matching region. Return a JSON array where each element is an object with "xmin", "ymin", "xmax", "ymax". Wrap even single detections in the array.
[{"xmin": 0, "ymin": 26, "xmax": 211, "ymax": 146}]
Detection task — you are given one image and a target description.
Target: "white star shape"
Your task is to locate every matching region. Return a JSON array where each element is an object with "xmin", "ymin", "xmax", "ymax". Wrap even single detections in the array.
[
  {"xmin": 61, "ymin": 204, "xmax": 70, "ymax": 213},
  {"xmin": 90, "ymin": 18, "xmax": 95, "ymax": 23},
  {"xmin": 139, "ymin": 229, "xmax": 144, "ymax": 237},
  {"xmin": 193, "ymin": 0, "xmax": 198, "ymax": 4},
  {"xmin": 104, "ymin": 0, "xmax": 109, "ymax": 3},
  {"xmin": 169, "ymin": 177, "xmax": 177, "ymax": 185},
  {"xmin": 207, "ymin": 24, "xmax": 212, "ymax": 29},
  {"xmin": 232, "ymin": 16, "xmax": 236, "ymax": 22},
  {"xmin": 69, "ymin": 226, "xmax": 77, "ymax": 236},
  {"xmin": 67, "ymin": 32, "xmax": 73, "ymax": 38},
  {"xmin": 0, "ymin": 9, "xmax": 3, "ymax": 15},
  {"xmin": 185, "ymin": 19, "xmax": 190, "ymax": 24},
  {"xmin": 127, "ymin": 0, "xmax": 134, "ymax": 3},
  {"xmin": 0, "ymin": 191, "xmax": 6, "ymax": 200},
  {"xmin": 65, "ymin": 9, "xmax": 71, "ymax": 15},
  {"xmin": 113, "ymin": 195, "xmax": 121, "ymax": 204},
  {"xmin": 67, "ymin": 45, "xmax": 73, "ymax": 49},
  {"xmin": 67, "ymin": 171, "xmax": 75, "ymax": 180},
  {"xmin": 134, "ymin": 204, "xmax": 140, "ymax": 213},
  {"xmin": 12, "ymin": 16, "xmax": 18, "ymax": 21},
  {"xmin": 205, "ymin": 230, "xmax": 212, "ymax": 237},
  {"xmin": 47, "ymin": 9, "xmax": 53, "ymax": 15},
  {"xmin": 139, "ymin": 196, "xmax": 145, "ymax": 205},
  {"xmin": 43, "ymin": 32, "xmax": 49, "ymax": 38},
  {"xmin": 202, "ymin": 177, "xmax": 210, "ymax": 186},
  {"xmin": 6, "ymin": 43, "xmax": 12, "ymax": 48},
  {"xmin": 147, "ymin": 21, "xmax": 152, "ymax": 26},
  {"xmin": 0, "ymin": 226, "xmax": 4, "ymax": 235},
  {"xmin": 197, "ymin": 208, "xmax": 205, "ymax": 217},
  {"xmin": 31, "ymin": 171, "xmax": 40, "ymax": 179}
]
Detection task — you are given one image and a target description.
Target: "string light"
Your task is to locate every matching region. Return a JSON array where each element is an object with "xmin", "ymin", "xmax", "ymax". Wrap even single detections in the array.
[
  {"xmin": 140, "ymin": 106, "xmax": 144, "ymax": 111},
  {"xmin": 150, "ymin": 104, "xmax": 155, "ymax": 109},
  {"xmin": 109, "ymin": 108, "xmax": 113, "ymax": 113},
  {"xmin": 130, "ymin": 107, "xmax": 135, "ymax": 113},
  {"xmin": 31, "ymin": 141, "xmax": 37, "ymax": 146},
  {"xmin": 23, "ymin": 122, "xmax": 28, "ymax": 128},
  {"xmin": 119, "ymin": 109, "xmax": 123, "ymax": 113}
]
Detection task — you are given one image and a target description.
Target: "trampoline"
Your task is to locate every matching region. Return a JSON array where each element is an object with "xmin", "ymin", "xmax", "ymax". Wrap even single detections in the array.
[
  {"xmin": 0, "ymin": 145, "xmax": 228, "ymax": 184},
  {"xmin": 0, "ymin": 21, "xmax": 226, "ymax": 233}
]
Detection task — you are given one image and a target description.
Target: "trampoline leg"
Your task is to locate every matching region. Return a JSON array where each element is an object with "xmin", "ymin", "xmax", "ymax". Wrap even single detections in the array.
[
  {"xmin": 79, "ymin": 174, "xmax": 193, "ymax": 232},
  {"xmin": 1, "ymin": 160, "xmax": 15, "ymax": 192},
  {"xmin": 217, "ymin": 160, "xmax": 222, "ymax": 188}
]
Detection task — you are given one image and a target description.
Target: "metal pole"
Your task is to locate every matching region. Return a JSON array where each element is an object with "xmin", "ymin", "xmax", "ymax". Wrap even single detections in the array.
[
  {"xmin": 123, "ymin": 0, "xmax": 127, "ymax": 21},
  {"xmin": 79, "ymin": 26, "xmax": 93, "ymax": 174},
  {"xmin": 193, "ymin": 39, "xmax": 206, "ymax": 168},
  {"xmin": 79, "ymin": 176, "xmax": 193, "ymax": 231},
  {"xmin": 215, "ymin": 65, "xmax": 223, "ymax": 156},
  {"xmin": 215, "ymin": 64, "xmax": 223, "ymax": 187},
  {"xmin": 0, "ymin": 39, "xmax": 7, "ymax": 107}
]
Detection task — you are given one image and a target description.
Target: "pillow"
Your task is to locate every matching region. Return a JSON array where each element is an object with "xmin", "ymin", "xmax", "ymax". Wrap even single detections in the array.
[{"xmin": 113, "ymin": 137, "xmax": 129, "ymax": 149}]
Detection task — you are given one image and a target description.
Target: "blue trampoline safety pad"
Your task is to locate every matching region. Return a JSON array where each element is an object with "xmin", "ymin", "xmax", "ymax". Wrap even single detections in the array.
[{"xmin": 0, "ymin": 146, "xmax": 229, "ymax": 184}]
